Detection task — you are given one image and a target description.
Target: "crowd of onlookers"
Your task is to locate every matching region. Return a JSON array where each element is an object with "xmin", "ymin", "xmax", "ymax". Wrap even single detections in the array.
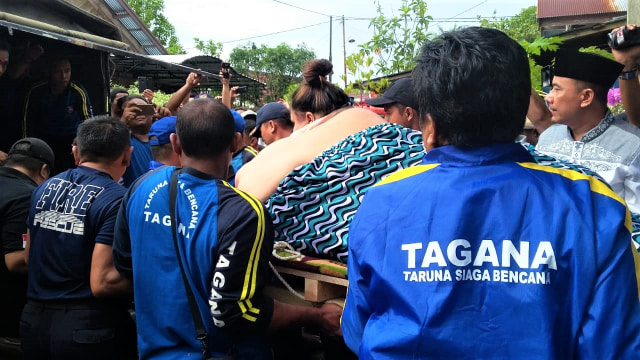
[{"xmin": 2, "ymin": 24, "xmax": 640, "ymax": 359}]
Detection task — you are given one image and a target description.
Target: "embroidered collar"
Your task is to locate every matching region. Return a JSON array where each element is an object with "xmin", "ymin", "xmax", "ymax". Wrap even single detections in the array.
[{"xmin": 580, "ymin": 111, "xmax": 615, "ymax": 142}]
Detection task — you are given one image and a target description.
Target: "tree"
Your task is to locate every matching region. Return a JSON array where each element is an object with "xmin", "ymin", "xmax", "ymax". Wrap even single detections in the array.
[
  {"xmin": 479, "ymin": 6, "xmax": 539, "ymax": 42},
  {"xmin": 193, "ymin": 38, "xmax": 223, "ymax": 57},
  {"xmin": 230, "ymin": 43, "xmax": 316, "ymax": 101},
  {"xmin": 125, "ymin": 0, "xmax": 185, "ymax": 54},
  {"xmin": 359, "ymin": 0, "xmax": 432, "ymax": 76}
]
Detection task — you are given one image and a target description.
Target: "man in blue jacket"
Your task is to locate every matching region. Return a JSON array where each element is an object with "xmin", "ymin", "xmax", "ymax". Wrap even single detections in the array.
[{"xmin": 341, "ymin": 27, "xmax": 640, "ymax": 359}]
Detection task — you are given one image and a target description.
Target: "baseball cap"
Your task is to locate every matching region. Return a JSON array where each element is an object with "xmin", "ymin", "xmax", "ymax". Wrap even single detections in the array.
[
  {"xmin": 149, "ymin": 116, "xmax": 177, "ymax": 146},
  {"xmin": 365, "ymin": 78, "xmax": 418, "ymax": 109},
  {"xmin": 252, "ymin": 102, "xmax": 290, "ymax": 138},
  {"xmin": 230, "ymin": 109, "xmax": 245, "ymax": 133},
  {"xmin": 8, "ymin": 137, "xmax": 55, "ymax": 170},
  {"xmin": 241, "ymin": 110, "xmax": 257, "ymax": 120}
]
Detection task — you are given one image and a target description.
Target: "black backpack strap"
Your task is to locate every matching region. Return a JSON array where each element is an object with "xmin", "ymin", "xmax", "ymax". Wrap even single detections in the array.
[{"xmin": 169, "ymin": 168, "xmax": 210, "ymax": 359}]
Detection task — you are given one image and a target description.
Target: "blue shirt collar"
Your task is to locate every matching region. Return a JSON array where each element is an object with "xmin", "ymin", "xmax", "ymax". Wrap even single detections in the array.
[{"xmin": 421, "ymin": 142, "xmax": 534, "ymax": 166}]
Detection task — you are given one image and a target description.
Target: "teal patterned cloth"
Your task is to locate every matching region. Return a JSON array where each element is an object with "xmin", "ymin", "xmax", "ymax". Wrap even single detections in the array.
[
  {"xmin": 266, "ymin": 123, "xmax": 425, "ymax": 263},
  {"xmin": 266, "ymin": 129, "xmax": 640, "ymax": 264}
]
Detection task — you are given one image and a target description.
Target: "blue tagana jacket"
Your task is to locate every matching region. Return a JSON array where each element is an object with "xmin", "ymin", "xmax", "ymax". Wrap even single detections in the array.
[{"xmin": 342, "ymin": 142, "xmax": 640, "ymax": 360}]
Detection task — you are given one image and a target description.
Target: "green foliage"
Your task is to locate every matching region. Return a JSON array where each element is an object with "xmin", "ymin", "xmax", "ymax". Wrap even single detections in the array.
[
  {"xmin": 125, "ymin": 0, "xmax": 184, "ymax": 53},
  {"xmin": 230, "ymin": 42, "xmax": 316, "ymax": 101},
  {"xmin": 359, "ymin": 0, "xmax": 432, "ymax": 75},
  {"xmin": 111, "ymin": 81, "xmax": 172, "ymax": 106},
  {"xmin": 519, "ymin": 36, "xmax": 564, "ymax": 92},
  {"xmin": 343, "ymin": 52, "xmax": 389, "ymax": 97},
  {"xmin": 166, "ymin": 37, "xmax": 186, "ymax": 55},
  {"xmin": 194, "ymin": 38, "xmax": 223, "ymax": 57},
  {"xmin": 579, "ymin": 46, "xmax": 615, "ymax": 60},
  {"xmin": 479, "ymin": 6, "xmax": 539, "ymax": 42}
]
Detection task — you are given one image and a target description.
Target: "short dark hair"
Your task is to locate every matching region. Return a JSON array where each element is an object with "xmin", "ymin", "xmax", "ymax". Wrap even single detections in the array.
[
  {"xmin": 0, "ymin": 38, "xmax": 10, "ymax": 53},
  {"xmin": 176, "ymin": 99, "xmax": 234, "ymax": 158},
  {"xmin": 151, "ymin": 143, "xmax": 173, "ymax": 162},
  {"xmin": 414, "ymin": 27, "xmax": 531, "ymax": 147},
  {"xmin": 4, "ymin": 154, "xmax": 48, "ymax": 178},
  {"xmin": 575, "ymin": 80, "xmax": 608, "ymax": 108},
  {"xmin": 273, "ymin": 117, "xmax": 293, "ymax": 130},
  {"xmin": 76, "ymin": 115, "xmax": 131, "ymax": 162}
]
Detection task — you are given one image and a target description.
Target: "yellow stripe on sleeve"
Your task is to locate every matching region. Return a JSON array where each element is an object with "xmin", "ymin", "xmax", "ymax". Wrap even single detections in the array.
[
  {"xmin": 222, "ymin": 182, "xmax": 265, "ymax": 301},
  {"xmin": 70, "ymin": 83, "xmax": 90, "ymax": 118}
]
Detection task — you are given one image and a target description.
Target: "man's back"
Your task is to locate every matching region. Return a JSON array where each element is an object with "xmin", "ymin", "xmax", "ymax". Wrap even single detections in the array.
[
  {"xmin": 27, "ymin": 166, "xmax": 125, "ymax": 300},
  {"xmin": 113, "ymin": 166, "xmax": 274, "ymax": 359},
  {"xmin": 342, "ymin": 143, "xmax": 640, "ymax": 359}
]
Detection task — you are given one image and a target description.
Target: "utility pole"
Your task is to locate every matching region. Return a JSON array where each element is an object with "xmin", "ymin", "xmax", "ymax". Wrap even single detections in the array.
[
  {"xmin": 329, "ymin": 15, "xmax": 333, "ymax": 82},
  {"xmin": 342, "ymin": 15, "xmax": 347, "ymax": 88}
]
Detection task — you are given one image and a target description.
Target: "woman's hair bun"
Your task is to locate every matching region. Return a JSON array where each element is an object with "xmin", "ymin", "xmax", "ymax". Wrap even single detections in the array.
[{"xmin": 302, "ymin": 59, "xmax": 333, "ymax": 88}]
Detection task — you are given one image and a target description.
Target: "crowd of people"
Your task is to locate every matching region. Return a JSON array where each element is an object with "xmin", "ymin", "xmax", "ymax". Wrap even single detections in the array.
[{"xmin": 2, "ymin": 24, "xmax": 640, "ymax": 359}]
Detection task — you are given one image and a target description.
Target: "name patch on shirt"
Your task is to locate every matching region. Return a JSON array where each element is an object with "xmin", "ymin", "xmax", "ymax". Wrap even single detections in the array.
[{"xmin": 401, "ymin": 239, "xmax": 556, "ymax": 285}]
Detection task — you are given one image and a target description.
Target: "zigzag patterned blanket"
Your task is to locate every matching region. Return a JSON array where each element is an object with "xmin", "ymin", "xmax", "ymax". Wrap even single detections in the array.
[
  {"xmin": 266, "ymin": 128, "xmax": 640, "ymax": 265},
  {"xmin": 266, "ymin": 123, "xmax": 425, "ymax": 263}
]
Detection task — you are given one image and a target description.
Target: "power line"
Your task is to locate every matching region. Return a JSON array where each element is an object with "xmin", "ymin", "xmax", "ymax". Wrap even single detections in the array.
[
  {"xmin": 444, "ymin": 0, "xmax": 489, "ymax": 20},
  {"xmin": 271, "ymin": 0, "xmax": 332, "ymax": 17},
  {"xmin": 220, "ymin": 21, "xmax": 330, "ymax": 44}
]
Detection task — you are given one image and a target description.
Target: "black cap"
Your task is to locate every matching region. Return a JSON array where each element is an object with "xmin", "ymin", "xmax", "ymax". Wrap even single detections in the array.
[
  {"xmin": 251, "ymin": 102, "xmax": 290, "ymax": 138},
  {"xmin": 8, "ymin": 138, "xmax": 55, "ymax": 170},
  {"xmin": 365, "ymin": 78, "xmax": 418, "ymax": 109},
  {"xmin": 553, "ymin": 49, "xmax": 624, "ymax": 88}
]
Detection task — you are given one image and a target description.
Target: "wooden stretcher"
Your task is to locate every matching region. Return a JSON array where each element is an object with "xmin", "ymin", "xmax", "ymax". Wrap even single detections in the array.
[{"xmin": 270, "ymin": 252, "xmax": 348, "ymax": 303}]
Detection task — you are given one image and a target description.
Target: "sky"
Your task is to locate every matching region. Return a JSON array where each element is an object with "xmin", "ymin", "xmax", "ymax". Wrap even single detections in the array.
[{"xmin": 165, "ymin": 0, "xmax": 538, "ymax": 81}]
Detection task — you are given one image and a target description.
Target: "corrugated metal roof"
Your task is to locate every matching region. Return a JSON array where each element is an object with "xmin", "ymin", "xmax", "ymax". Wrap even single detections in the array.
[{"xmin": 538, "ymin": 0, "xmax": 626, "ymax": 19}]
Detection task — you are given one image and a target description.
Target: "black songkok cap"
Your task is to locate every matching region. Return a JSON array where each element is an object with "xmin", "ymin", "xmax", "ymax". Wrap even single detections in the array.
[{"xmin": 553, "ymin": 49, "xmax": 624, "ymax": 88}]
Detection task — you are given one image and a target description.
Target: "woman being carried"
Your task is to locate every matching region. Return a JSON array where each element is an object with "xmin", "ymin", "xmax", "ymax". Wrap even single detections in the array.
[{"xmin": 236, "ymin": 59, "xmax": 424, "ymax": 263}]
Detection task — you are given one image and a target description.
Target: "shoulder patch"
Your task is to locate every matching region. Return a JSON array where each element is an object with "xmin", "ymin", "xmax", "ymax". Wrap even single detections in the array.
[{"xmin": 374, "ymin": 164, "xmax": 440, "ymax": 188}]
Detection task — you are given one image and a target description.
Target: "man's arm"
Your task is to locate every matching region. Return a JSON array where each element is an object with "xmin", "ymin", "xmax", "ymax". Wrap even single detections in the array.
[
  {"xmin": 527, "ymin": 88, "xmax": 552, "ymax": 134},
  {"xmin": 2, "ymin": 191, "xmax": 33, "ymax": 273},
  {"xmin": 213, "ymin": 187, "xmax": 342, "ymax": 336},
  {"xmin": 165, "ymin": 72, "xmax": 204, "ymax": 115},
  {"xmin": 89, "ymin": 195, "xmax": 131, "ymax": 297},
  {"xmin": 611, "ymin": 26, "xmax": 640, "ymax": 127},
  {"xmin": 90, "ymin": 243, "xmax": 131, "ymax": 297},
  {"xmin": 221, "ymin": 72, "xmax": 231, "ymax": 109}
]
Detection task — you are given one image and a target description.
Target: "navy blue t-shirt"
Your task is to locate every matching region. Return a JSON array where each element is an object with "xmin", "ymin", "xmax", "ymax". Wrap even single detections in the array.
[
  {"xmin": 122, "ymin": 135, "xmax": 152, "ymax": 187},
  {"xmin": 26, "ymin": 166, "xmax": 125, "ymax": 301}
]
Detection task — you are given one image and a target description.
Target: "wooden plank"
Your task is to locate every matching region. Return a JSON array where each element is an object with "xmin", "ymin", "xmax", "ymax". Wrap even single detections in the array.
[
  {"xmin": 274, "ymin": 265, "xmax": 348, "ymax": 286},
  {"xmin": 273, "ymin": 265, "xmax": 348, "ymax": 302},
  {"xmin": 305, "ymin": 279, "xmax": 347, "ymax": 302}
]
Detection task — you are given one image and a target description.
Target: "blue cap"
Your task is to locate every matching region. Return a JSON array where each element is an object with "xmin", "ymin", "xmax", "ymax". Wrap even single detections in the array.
[
  {"xmin": 230, "ymin": 109, "xmax": 245, "ymax": 133},
  {"xmin": 252, "ymin": 102, "xmax": 290, "ymax": 137},
  {"xmin": 149, "ymin": 116, "xmax": 177, "ymax": 146}
]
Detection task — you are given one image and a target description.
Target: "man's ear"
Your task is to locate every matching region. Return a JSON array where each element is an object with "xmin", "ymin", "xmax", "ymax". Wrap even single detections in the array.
[
  {"xmin": 122, "ymin": 146, "xmax": 133, "ymax": 167},
  {"xmin": 421, "ymin": 113, "xmax": 438, "ymax": 152},
  {"xmin": 231, "ymin": 132, "xmax": 243, "ymax": 153},
  {"xmin": 72, "ymin": 144, "xmax": 80, "ymax": 165},
  {"xmin": 268, "ymin": 120, "xmax": 277, "ymax": 134},
  {"xmin": 170, "ymin": 133, "xmax": 182, "ymax": 157},
  {"xmin": 39, "ymin": 164, "xmax": 49, "ymax": 182},
  {"xmin": 579, "ymin": 88, "xmax": 595, "ymax": 108},
  {"xmin": 405, "ymin": 106, "xmax": 417, "ymax": 123}
]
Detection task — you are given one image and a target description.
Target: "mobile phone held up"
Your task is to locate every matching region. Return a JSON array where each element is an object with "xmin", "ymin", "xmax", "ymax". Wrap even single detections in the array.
[
  {"xmin": 221, "ymin": 62, "xmax": 231, "ymax": 79},
  {"xmin": 138, "ymin": 104, "xmax": 155, "ymax": 116},
  {"xmin": 235, "ymin": 86, "xmax": 248, "ymax": 94}
]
